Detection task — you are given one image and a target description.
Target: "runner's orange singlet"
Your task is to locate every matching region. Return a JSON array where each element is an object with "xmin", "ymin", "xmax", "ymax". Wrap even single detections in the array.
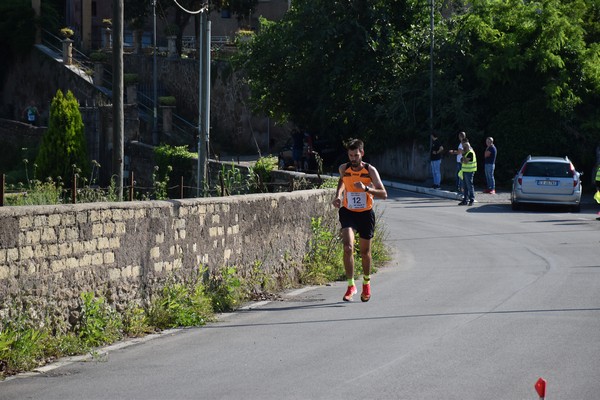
[{"xmin": 342, "ymin": 162, "xmax": 373, "ymax": 212}]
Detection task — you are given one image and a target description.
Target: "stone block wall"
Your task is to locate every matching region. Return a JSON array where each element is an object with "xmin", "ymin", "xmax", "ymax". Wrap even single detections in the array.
[{"xmin": 0, "ymin": 189, "xmax": 336, "ymax": 326}]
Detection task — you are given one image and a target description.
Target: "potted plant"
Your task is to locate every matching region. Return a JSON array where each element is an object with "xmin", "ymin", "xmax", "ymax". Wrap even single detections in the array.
[
  {"xmin": 60, "ymin": 27, "xmax": 74, "ymax": 39},
  {"xmin": 159, "ymin": 96, "xmax": 176, "ymax": 107},
  {"xmin": 102, "ymin": 19, "xmax": 112, "ymax": 49},
  {"xmin": 124, "ymin": 73, "xmax": 139, "ymax": 86}
]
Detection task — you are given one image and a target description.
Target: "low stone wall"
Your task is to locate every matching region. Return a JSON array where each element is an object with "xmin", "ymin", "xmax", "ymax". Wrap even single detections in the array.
[{"xmin": 0, "ymin": 189, "xmax": 336, "ymax": 326}]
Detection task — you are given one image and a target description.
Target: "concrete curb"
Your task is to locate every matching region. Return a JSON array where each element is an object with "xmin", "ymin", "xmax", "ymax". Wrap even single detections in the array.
[
  {"xmin": 382, "ymin": 180, "xmax": 463, "ymax": 202},
  {"xmin": 381, "ymin": 179, "xmax": 596, "ymax": 205}
]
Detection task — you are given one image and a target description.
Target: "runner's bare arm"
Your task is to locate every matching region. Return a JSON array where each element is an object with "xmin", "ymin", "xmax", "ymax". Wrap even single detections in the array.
[
  {"xmin": 331, "ymin": 164, "xmax": 346, "ymax": 208},
  {"xmin": 360, "ymin": 165, "xmax": 387, "ymax": 200}
]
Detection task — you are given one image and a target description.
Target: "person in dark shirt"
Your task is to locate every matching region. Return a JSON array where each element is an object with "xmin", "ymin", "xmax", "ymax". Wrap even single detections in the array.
[
  {"xmin": 484, "ymin": 137, "xmax": 497, "ymax": 194},
  {"xmin": 430, "ymin": 132, "xmax": 444, "ymax": 189},
  {"xmin": 22, "ymin": 101, "xmax": 40, "ymax": 126}
]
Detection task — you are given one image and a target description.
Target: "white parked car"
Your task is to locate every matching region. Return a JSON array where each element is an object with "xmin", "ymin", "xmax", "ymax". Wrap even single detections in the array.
[{"xmin": 511, "ymin": 156, "xmax": 582, "ymax": 212}]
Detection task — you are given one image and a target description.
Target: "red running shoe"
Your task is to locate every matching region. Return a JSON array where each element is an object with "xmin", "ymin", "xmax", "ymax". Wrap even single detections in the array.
[
  {"xmin": 343, "ymin": 285, "xmax": 357, "ymax": 301},
  {"xmin": 361, "ymin": 283, "xmax": 371, "ymax": 302}
]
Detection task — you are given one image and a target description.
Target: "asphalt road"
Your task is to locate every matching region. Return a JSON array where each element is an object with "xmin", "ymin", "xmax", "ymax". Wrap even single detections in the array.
[{"xmin": 2, "ymin": 188, "xmax": 599, "ymax": 400}]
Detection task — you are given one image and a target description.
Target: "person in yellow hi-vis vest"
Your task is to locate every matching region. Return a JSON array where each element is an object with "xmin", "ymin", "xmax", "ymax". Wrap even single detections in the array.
[
  {"xmin": 332, "ymin": 139, "xmax": 388, "ymax": 302},
  {"xmin": 458, "ymin": 140, "xmax": 477, "ymax": 206}
]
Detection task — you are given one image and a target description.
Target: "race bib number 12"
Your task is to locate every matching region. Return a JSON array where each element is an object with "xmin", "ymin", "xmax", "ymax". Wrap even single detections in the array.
[{"xmin": 347, "ymin": 192, "xmax": 367, "ymax": 210}]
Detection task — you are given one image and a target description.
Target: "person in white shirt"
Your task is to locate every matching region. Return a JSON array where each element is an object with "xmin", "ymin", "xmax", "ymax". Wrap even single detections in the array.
[{"xmin": 448, "ymin": 131, "xmax": 466, "ymax": 192}]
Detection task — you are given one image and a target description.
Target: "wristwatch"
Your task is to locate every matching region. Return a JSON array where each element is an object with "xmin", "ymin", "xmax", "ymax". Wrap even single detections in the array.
[{"xmin": 364, "ymin": 186, "xmax": 370, "ymax": 192}]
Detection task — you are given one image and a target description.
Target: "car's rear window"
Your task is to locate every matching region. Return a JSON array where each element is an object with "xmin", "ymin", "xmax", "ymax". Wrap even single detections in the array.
[{"xmin": 523, "ymin": 162, "xmax": 573, "ymax": 178}]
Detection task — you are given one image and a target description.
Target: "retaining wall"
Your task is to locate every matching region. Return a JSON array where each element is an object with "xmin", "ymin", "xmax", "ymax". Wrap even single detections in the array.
[{"xmin": 0, "ymin": 189, "xmax": 336, "ymax": 327}]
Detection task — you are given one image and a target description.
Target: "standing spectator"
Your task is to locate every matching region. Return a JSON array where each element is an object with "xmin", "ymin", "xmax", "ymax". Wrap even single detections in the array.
[
  {"xmin": 448, "ymin": 131, "xmax": 466, "ymax": 192},
  {"xmin": 430, "ymin": 131, "xmax": 444, "ymax": 189},
  {"xmin": 291, "ymin": 129, "xmax": 304, "ymax": 171},
  {"xmin": 303, "ymin": 131, "xmax": 314, "ymax": 171},
  {"xmin": 458, "ymin": 140, "xmax": 477, "ymax": 206},
  {"xmin": 22, "ymin": 101, "xmax": 40, "ymax": 126},
  {"xmin": 484, "ymin": 137, "xmax": 497, "ymax": 194}
]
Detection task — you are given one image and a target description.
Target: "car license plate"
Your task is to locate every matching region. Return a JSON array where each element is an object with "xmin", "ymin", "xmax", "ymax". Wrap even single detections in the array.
[{"xmin": 537, "ymin": 180, "xmax": 558, "ymax": 186}]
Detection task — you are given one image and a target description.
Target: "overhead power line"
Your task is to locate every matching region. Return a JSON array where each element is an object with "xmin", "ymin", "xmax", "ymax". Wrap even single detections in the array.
[{"xmin": 170, "ymin": 0, "xmax": 208, "ymax": 14}]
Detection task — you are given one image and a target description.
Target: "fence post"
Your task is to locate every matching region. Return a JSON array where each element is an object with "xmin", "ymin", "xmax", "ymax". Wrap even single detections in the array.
[
  {"xmin": 219, "ymin": 173, "xmax": 226, "ymax": 197},
  {"xmin": 180, "ymin": 176, "xmax": 184, "ymax": 199},
  {"xmin": 1, "ymin": 173, "xmax": 4, "ymax": 207},
  {"xmin": 129, "ymin": 171, "xmax": 134, "ymax": 201},
  {"xmin": 71, "ymin": 174, "xmax": 77, "ymax": 204}
]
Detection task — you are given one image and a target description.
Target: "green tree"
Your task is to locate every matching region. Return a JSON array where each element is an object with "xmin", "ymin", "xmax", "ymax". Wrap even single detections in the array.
[
  {"xmin": 36, "ymin": 90, "xmax": 90, "ymax": 183},
  {"xmin": 236, "ymin": 0, "xmax": 442, "ymax": 150},
  {"xmin": 237, "ymin": 0, "xmax": 600, "ymax": 182},
  {"xmin": 452, "ymin": 0, "xmax": 600, "ymax": 181}
]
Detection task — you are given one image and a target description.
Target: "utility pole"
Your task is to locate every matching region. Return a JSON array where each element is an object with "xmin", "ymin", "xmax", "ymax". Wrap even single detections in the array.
[
  {"xmin": 429, "ymin": 0, "xmax": 434, "ymax": 136},
  {"xmin": 113, "ymin": 0, "xmax": 124, "ymax": 200},
  {"xmin": 152, "ymin": 0, "xmax": 158, "ymax": 145},
  {"xmin": 197, "ymin": 12, "xmax": 204, "ymax": 197},
  {"xmin": 197, "ymin": 10, "xmax": 211, "ymax": 196}
]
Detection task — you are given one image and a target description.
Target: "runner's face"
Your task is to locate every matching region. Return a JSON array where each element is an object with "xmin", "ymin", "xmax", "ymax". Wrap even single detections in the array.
[{"xmin": 347, "ymin": 148, "xmax": 363, "ymax": 167}]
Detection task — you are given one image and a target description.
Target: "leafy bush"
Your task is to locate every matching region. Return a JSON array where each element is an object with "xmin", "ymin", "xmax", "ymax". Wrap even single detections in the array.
[
  {"xmin": 301, "ymin": 217, "xmax": 345, "ymax": 284},
  {"xmin": 319, "ymin": 177, "xmax": 338, "ymax": 189},
  {"xmin": 147, "ymin": 279, "xmax": 214, "ymax": 329},
  {"xmin": 249, "ymin": 156, "xmax": 277, "ymax": 192},
  {"xmin": 154, "ymin": 144, "xmax": 196, "ymax": 198},
  {"xmin": 207, "ymin": 266, "xmax": 247, "ymax": 312},
  {"xmin": 215, "ymin": 163, "xmax": 247, "ymax": 195},
  {"xmin": 0, "ymin": 314, "xmax": 47, "ymax": 374},
  {"xmin": 122, "ymin": 305, "xmax": 153, "ymax": 338},
  {"xmin": 77, "ymin": 292, "xmax": 123, "ymax": 347},
  {"xmin": 5, "ymin": 178, "xmax": 64, "ymax": 206}
]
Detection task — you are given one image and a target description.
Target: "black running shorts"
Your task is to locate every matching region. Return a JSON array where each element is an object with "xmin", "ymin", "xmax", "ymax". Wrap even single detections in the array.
[{"xmin": 338, "ymin": 207, "xmax": 376, "ymax": 239}]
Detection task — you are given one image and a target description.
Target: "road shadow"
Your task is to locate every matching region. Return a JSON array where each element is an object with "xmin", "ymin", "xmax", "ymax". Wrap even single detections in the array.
[{"xmin": 206, "ymin": 306, "xmax": 600, "ymax": 329}]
